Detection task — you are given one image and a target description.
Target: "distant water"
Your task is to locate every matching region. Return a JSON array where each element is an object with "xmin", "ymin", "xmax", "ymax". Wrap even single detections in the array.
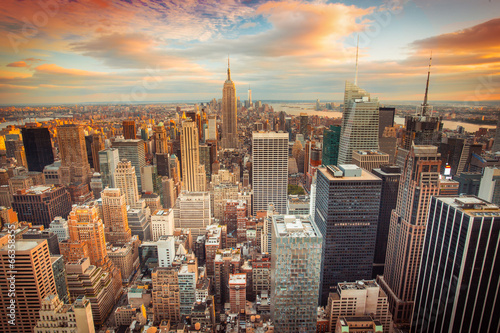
[{"xmin": 0, "ymin": 117, "xmax": 71, "ymax": 130}]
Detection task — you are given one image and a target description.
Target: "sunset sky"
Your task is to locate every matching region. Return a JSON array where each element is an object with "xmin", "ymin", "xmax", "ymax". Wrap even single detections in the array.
[{"xmin": 0, "ymin": 0, "xmax": 499, "ymax": 104}]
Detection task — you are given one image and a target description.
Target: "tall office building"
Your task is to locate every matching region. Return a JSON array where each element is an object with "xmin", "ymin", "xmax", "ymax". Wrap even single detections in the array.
[
  {"xmin": 174, "ymin": 191, "xmax": 211, "ymax": 237},
  {"xmin": 338, "ymin": 82, "xmax": 379, "ymax": 164},
  {"xmin": 152, "ymin": 267, "xmax": 181, "ymax": 324},
  {"xmin": 322, "ymin": 125, "xmax": 341, "ymax": 166},
  {"xmin": 252, "ymin": 132, "xmax": 288, "ymax": 215},
  {"xmin": 66, "ymin": 204, "xmax": 109, "ymax": 268},
  {"xmin": 412, "ymin": 196, "xmax": 500, "ymax": 333},
  {"xmin": 315, "ymin": 165, "xmax": 382, "ymax": 304},
  {"xmin": 0, "ymin": 239, "xmax": 57, "ymax": 333},
  {"xmin": 221, "ymin": 60, "xmax": 238, "ymax": 149},
  {"xmin": 377, "ymin": 145, "xmax": 441, "ymax": 324},
  {"xmin": 101, "ymin": 188, "xmax": 132, "ymax": 245},
  {"xmin": 181, "ymin": 120, "xmax": 206, "ymax": 192},
  {"xmin": 122, "ymin": 120, "xmax": 136, "ymax": 139},
  {"xmin": 371, "ymin": 165, "xmax": 401, "ymax": 277},
  {"xmin": 207, "ymin": 114, "xmax": 217, "ymax": 141},
  {"xmin": 300, "ymin": 113, "xmax": 309, "ymax": 139},
  {"xmin": 352, "ymin": 150, "xmax": 389, "ymax": 171},
  {"xmin": 21, "ymin": 126, "xmax": 54, "ymax": 172},
  {"xmin": 247, "ymin": 86, "xmax": 252, "ymax": 108},
  {"xmin": 378, "ymin": 107, "xmax": 395, "ymax": 137},
  {"xmin": 98, "ymin": 148, "xmax": 120, "ymax": 188},
  {"xmin": 114, "ymin": 159, "xmax": 140, "ymax": 206},
  {"xmin": 154, "ymin": 124, "xmax": 168, "ymax": 154},
  {"xmin": 58, "ymin": 124, "xmax": 91, "ymax": 185},
  {"xmin": 12, "ymin": 185, "xmax": 72, "ymax": 228},
  {"xmin": 91, "ymin": 133, "xmax": 105, "ymax": 173},
  {"xmin": 270, "ymin": 215, "xmax": 322, "ymax": 333},
  {"xmin": 112, "ymin": 139, "xmax": 146, "ymax": 192},
  {"xmin": 492, "ymin": 115, "xmax": 500, "ymax": 152}
]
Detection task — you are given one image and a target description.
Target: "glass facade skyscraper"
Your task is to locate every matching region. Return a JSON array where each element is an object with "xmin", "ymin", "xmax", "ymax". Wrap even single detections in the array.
[
  {"xmin": 271, "ymin": 215, "xmax": 322, "ymax": 333},
  {"xmin": 322, "ymin": 125, "xmax": 341, "ymax": 166}
]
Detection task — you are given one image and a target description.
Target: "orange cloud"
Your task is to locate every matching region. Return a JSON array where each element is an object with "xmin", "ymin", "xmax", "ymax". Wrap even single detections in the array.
[
  {"xmin": 34, "ymin": 64, "xmax": 107, "ymax": 77},
  {"xmin": 7, "ymin": 61, "xmax": 27, "ymax": 67}
]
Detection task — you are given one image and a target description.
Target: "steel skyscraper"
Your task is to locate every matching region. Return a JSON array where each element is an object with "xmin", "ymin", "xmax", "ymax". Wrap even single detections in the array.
[
  {"xmin": 181, "ymin": 120, "xmax": 206, "ymax": 192},
  {"xmin": 221, "ymin": 59, "xmax": 238, "ymax": 149},
  {"xmin": 252, "ymin": 132, "xmax": 288, "ymax": 215},
  {"xmin": 338, "ymin": 82, "xmax": 379, "ymax": 164},
  {"xmin": 377, "ymin": 145, "xmax": 441, "ymax": 325}
]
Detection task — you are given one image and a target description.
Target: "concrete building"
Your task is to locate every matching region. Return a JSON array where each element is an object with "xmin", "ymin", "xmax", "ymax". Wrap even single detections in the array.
[
  {"xmin": 181, "ymin": 120, "xmax": 206, "ymax": 192},
  {"xmin": 34, "ymin": 295, "xmax": 95, "ymax": 333},
  {"xmin": 174, "ymin": 191, "xmax": 211, "ymax": 237},
  {"xmin": 327, "ymin": 280, "xmax": 393, "ymax": 332},
  {"xmin": 336, "ymin": 317, "xmax": 383, "ymax": 333},
  {"xmin": 57, "ymin": 124, "xmax": 91, "ymax": 185},
  {"xmin": 286, "ymin": 195, "xmax": 310, "ymax": 216},
  {"xmin": 378, "ymin": 145, "xmax": 441, "ymax": 324},
  {"xmin": 101, "ymin": 187, "xmax": 132, "ymax": 245},
  {"xmin": 65, "ymin": 258, "xmax": 115, "ymax": 325},
  {"xmin": 122, "ymin": 120, "xmax": 136, "ymax": 139},
  {"xmin": 0, "ymin": 239, "xmax": 57, "ymax": 333},
  {"xmin": 352, "ymin": 150, "xmax": 390, "ymax": 171},
  {"xmin": 12, "ymin": 185, "xmax": 72, "ymax": 229},
  {"xmin": 252, "ymin": 132, "xmax": 288, "ymax": 215},
  {"xmin": 157, "ymin": 235, "xmax": 176, "ymax": 268},
  {"xmin": 152, "ymin": 267, "xmax": 181, "ymax": 324},
  {"xmin": 107, "ymin": 241, "xmax": 139, "ymax": 283},
  {"xmin": 271, "ymin": 215, "xmax": 322, "ymax": 333},
  {"xmin": 229, "ymin": 273, "xmax": 246, "ymax": 314},
  {"xmin": 23, "ymin": 229, "xmax": 60, "ymax": 254},
  {"xmin": 127, "ymin": 205, "xmax": 151, "ymax": 241},
  {"xmin": 114, "ymin": 159, "xmax": 140, "ymax": 206},
  {"xmin": 51, "ymin": 255, "xmax": 70, "ymax": 304},
  {"xmin": 315, "ymin": 165, "xmax": 382, "ymax": 304},
  {"xmin": 151, "ymin": 209, "xmax": 174, "ymax": 241},
  {"xmin": 338, "ymin": 82, "xmax": 379, "ymax": 165},
  {"xmin": 112, "ymin": 139, "xmax": 146, "ymax": 192},
  {"xmin": 211, "ymin": 183, "xmax": 239, "ymax": 221},
  {"xmin": 412, "ymin": 196, "xmax": 500, "ymax": 333}
]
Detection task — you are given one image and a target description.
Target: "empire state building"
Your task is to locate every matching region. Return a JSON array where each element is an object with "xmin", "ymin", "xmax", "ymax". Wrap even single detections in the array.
[{"xmin": 221, "ymin": 59, "xmax": 238, "ymax": 149}]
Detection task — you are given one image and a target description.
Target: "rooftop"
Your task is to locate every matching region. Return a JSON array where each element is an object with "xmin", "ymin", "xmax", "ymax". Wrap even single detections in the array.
[{"xmin": 274, "ymin": 215, "xmax": 319, "ymax": 238}]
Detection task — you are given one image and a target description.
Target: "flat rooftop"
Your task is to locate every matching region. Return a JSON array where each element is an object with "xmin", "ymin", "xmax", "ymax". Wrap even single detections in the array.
[
  {"xmin": 437, "ymin": 196, "xmax": 500, "ymax": 217},
  {"xmin": 274, "ymin": 215, "xmax": 319, "ymax": 238},
  {"xmin": 318, "ymin": 166, "xmax": 380, "ymax": 181}
]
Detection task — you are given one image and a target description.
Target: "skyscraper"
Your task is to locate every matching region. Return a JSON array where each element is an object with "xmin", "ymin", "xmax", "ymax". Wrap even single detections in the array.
[
  {"xmin": 338, "ymin": 82, "xmax": 379, "ymax": 164},
  {"xmin": 322, "ymin": 125, "xmax": 341, "ymax": 166},
  {"xmin": 315, "ymin": 165, "xmax": 381, "ymax": 304},
  {"xmin": 122, "ymin": 120, "xmax": 136, "ymax": 139},
  {"xmin": 91, "ymin": 133, "xmax": 105, "ymax": 173},
  {"xmin": 57, "ymin": 124, "xmax": 91, "ymax": 185},
  {"xmin": 101, "ymin": 188, "xmax": 132, "ymax": 245},
  {"xmin": 270, "ymin": 215, "xmax": 322, "ymax": 333},
  {"xmin": 0, "ymin": 239, "xmax": 57, "ymax": 333},
  {"xmin": 21, "ymin": 126, "xmax": 54, "ymax": 172},
  {"xmin": 371, "ymin": 165, "xmax": 401, "ymax": 277},
  {"xmin": 252, "ymin": 132, "xmax": 288, "ymax": 215},
  {"xmin": 98, "ymin": 148, "xmax": 120, "ymax": 188},
  {"xmin": 181, "ymin": 120, "xmax": 206, "ymax": 192},
  {"xmin": 412, "ymin": 196, "xmax": 500, "ymax": 333},
  {"xmin": 112, "ymin": 139, "xmax": 146, "ymax": 192},
  {"xmin": 221, "ymin": 59, "xmax": 238, "ymax": 149},
  {"xmin": 377, "ymin": 145, "xmax": 441, "ymax": 324},
  {"xmin": 154, "ymin": 123, "xmax": 168, "ymax": 154},
  {"xmin": 174, "ymin": 191, "xmax": 211, "ymax": 237},
  {"xmin": 114, "ymin": 159, "xmax": 140, "ymax": 206},
  {"xmin": 300, "ymin": 113, "xmax": 309, "ymax": 139}
]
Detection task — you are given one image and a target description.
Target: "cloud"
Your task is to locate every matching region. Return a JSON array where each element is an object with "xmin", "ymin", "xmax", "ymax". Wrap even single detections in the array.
[
  {"xmin": 7, "ymin": 61, "xmax": 27, "ymax": 67},
  {"xmin": 34, "ymin": 64, "xmax": 107, "ymax": 77}
]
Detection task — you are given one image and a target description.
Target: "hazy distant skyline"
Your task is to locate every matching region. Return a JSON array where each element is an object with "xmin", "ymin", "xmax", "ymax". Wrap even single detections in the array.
[{"xmin": 1, "ymin": 0, "xmax": 499, "ymax": 104}]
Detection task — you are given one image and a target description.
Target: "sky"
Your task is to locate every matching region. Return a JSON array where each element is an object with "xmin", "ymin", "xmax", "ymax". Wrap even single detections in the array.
[{"xmin": 0, "ymin": 0, "xmax": 499, "ymax": 105}]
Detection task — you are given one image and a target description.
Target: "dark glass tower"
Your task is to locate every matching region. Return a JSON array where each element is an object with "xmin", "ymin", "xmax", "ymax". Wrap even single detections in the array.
[
  {"xmin": 322, "ymin": 125, "xmax": 341, "ymax": 166},
  {"xmin": 315, "ymin": 165, "xmax": 381, "ymax": 304},
  {"xmin": 21, "ymin": 127, "xmax": 54, "ymax": 172},
  {"xmin": 412, "ymin": 196, "xmax": 500, "ymax": 333}
]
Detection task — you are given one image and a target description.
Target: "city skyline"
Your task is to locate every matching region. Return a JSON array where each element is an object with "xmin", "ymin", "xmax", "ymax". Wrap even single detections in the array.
[{"xmin": 1, "ymin": 0, "xmax": 499, "ymax": 104}]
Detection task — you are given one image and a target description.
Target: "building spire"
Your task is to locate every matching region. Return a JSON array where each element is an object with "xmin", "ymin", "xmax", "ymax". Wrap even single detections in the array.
[
  {"xmin": 227, "ymin": 55, "xmax": 231, "ymax": 81},
  {"xmin": 422, "ymin": 52, "xmax": 432, "ymax": 116},
  {"xmin": 354, "ymin": 34, "xmax": 359, "ymax": 86}
]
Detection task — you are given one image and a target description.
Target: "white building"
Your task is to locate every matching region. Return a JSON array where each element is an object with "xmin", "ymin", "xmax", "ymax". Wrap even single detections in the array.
[
  {"xmin": 252, "ymin": 131, "xmax": 288, "ymax": 215},
  {"xmin": 174, "ymin": 191, "xmax": 211, "ymax": 237},
  {"xmin": 151, "ymin": 209, "xmax": 175, "ymax": 241},
  {"xmin": 478, "ymin": 166, "xmax": 500, "ymax": 205},
  {"xmin": 157, "ymin": 235, "xmax": 176, "ymax": 268},
  {"xmin": 49, "ymin": 216, "xmax": 69, "ymax": 242}
]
